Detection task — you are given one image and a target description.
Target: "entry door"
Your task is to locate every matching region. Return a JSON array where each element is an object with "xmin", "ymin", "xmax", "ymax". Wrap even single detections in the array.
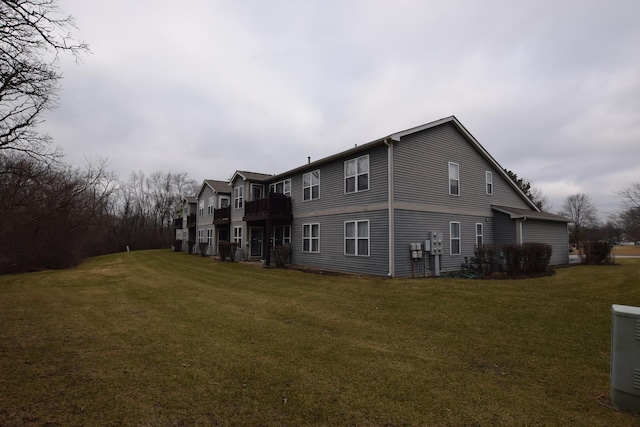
[{"xmin": 250, "ymin": 227, "xmax": 263, "ymax": 257}]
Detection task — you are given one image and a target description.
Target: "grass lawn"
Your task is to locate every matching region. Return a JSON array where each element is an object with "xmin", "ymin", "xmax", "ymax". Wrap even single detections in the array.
[{"xmin": 1, "ymin": 251, "xmax": 639, "ymax": 426}]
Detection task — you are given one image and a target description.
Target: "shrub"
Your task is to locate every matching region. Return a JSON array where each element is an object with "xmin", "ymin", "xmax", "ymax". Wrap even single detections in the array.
[
  {"xmin": 218, "ymin": 242, "xmax": 238, "ymax": 262},
  {"xmin": 187, "ymin": 240, "xmax": 195, "ymax": 254},
  {"xmin": 581, "ymin": 241, "xmax": 613, "ymax": 265},
  {"xmin": 173, "ymin": 240, "xmax": 182, "ymax": 252},
  {"xmin": 218, "ymin": 242, "xmax": 227, "ymax": 261},
  {"xmin": 473, "ymin": 245, "xmax": 495, "ymax": 276},
  {"xmin": 273, "ymin": 244, "xmax": 292, "ymax": 268},
  {"xmin": 198, "ymin": 242, "xmax": 208, "ymax": 257},
  {"xmin": 503, "ymin": 243, "xmax": 552, "ymax": 276}
]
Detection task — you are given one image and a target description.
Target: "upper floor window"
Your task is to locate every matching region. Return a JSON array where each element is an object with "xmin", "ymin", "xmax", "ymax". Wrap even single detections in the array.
[
  {"xmin": 198, "ymin": 200, "xmax": 204, "ymax": 216},
  {"xmin": 450, "ymin": 222, "xmax": 461, "ymax": 255},
  {"xmin": 485, "ymin": 171, "xmax": 493, "ymax": 195},
  {"xmin": 219, "ymin": 196, "xmax": 230, "ymax": 208},
  {"xmin": 302, "ymin": 223, "xmax": 320, "ymax": 253},
  {"xmin": 449, "ymin": 162, "xmax": 460, "ymax": 196},
  {"xmin": 207, "ymin": 196, "xmax": 214, "ymax": 215},
  {"xmin": 234, "ymin": 185, "xmax": 243, "ymax": 209},
  {"xmin": 476, "ymin": 223, "xmax": 483, "ymax": 247},
  {"xmin": 345, "ymin": 155, "xmax": 369, "ymax": 193},
  {"xmin": 345, "ymin": 220, "xmax": 369, "ymax": 256},
  {"xmin": 303, "ymin": 170, "xmax": 320, "ymax": 201},
  {"xmin": 270, "ymin": 178, "xmax": 291, "ymax": 197},
  {"xmin": 251, "ymin": 184, "xmax": 264, "ymax": 201}
]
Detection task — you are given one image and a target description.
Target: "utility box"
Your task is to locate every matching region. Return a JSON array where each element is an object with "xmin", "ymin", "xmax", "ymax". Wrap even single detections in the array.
[
  {"xmin": 428, "ymin": 232, "xmax": 443, "ymax": 255},
  {"xmin": 611, "ymin": 304, "xmax": 640, "ymax": 413}
]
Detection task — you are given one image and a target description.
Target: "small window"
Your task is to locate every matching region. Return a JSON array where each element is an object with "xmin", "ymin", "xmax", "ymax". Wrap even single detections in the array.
[
  {"xmin": 476, "ymin": 223, "xmax": 483, "ymax": 247},
  {"xmin": 233, "ymin": 226, "xmax": 243, "ymax": 247},
  {"xmin": 303, "ymin": 170, "xmax": 320, "ymax": 201},
  {"xmin": 449, "ymin": 162, "xmax": 460, "ymax": 196},
  {"xmin": 345, "ymin": 155, "xmax": 369, "ymax": 193},
  {"xmin": 219, "ymin": 196, "xmax": 230, "ymax": 209},
  {"xmin": 207, "ymin": 228, "xmax": 213, "ymax": 247},
  {"xmin": 302, "ymin": 223, "xmax": 320, "ymax": 253},
  {"xmin": 234, "ymin": 186, "xmax": 243, "ymax": 209},
  {"xmin": 251, "ymin": 184, "xmax": 264, "ymax": 201},
  {"xmin": 198, "ymin": 200, "xmax": 204, "ymax": 216},
  {"xmin": 486, "ymin": 171, "xmax": 493, "ymax": 195},
  {"xmin": 450, "ymin": 222, "xmax": 461, "ymax": 255},
  {"xmin": 345, "ymin": 220, "xmax": 370, "ymax": 256},
  {"xmin": 207, "ymin": 196, "xmax": 214, "ymax": 215}
]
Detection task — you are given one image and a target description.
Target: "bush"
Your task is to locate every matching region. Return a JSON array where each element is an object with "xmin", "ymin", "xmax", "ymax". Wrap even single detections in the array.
[
  {"xmin": 198, "ymin": 242, "xmax": 208, "ymax": 257},
  {"xmin": 187, "ymin": 240, "xmax": 195, "ymax": 254},
  {"xmin": 273, "ymin": 243, "xmax": 292, "ymax": 268},
  {"xmin": 503, "ymin": 243, "xmax": 552, "ymax": 276},
  {"xmin": 173, "ymin": 240, "xmax": 182, "ymax": 252},
  {"xmin": 473, "ymin": 245, "xmax": 495, "ymax": 276},
  {"xmin": 581, "ymin": 241, "xmax": 613, "ymax": 265},
  {"xmin": 218, "ymin": 242, "xmax": 237, "ymax": 262}
]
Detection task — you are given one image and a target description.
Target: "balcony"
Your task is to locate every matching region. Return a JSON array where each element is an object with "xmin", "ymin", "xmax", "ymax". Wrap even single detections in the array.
[
  {"xmin": 173, "ymin": 217, "xmax": 183, "ymax": 229},
  {"xmin": 186, "ymin": 213, "xmax": 196, "ymax": 228},
  {"xmin": 243, "ymin": 193, "xmax": 292, "ymax": 223},
  {"xmin": 213, "ymin": 206, "xmax": 231, "ymax": 225}
]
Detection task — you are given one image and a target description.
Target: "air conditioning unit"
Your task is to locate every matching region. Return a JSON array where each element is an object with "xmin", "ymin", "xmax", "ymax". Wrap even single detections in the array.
[{"xmin": 611, "ymin": 304, "xmax": 640, "ymax": 412}]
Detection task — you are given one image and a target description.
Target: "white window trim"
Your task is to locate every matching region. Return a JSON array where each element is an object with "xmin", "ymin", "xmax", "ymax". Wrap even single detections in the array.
[
  {"xmin": 485, "ymin": 171, "xmax": 493, "ymax": 195},
  {"xmin": 234, "ymin": 185, "xmax": 243, "ymax": 209},
  {"xmin": 198, "ymin": 229, "xmax": 205, "ymax": 243},
  {"xmin": 269, "ymin": 178, "xmax": 291, "ymax": 197},
  {"xmin": 207, "ymin": 228, "xmax": 213, "ymax": 247},
  {"xmin": 233, "ymin": 226, "xmax": 243, "ymax": 247},
  {"xmin": 344, "ymin": 219, "xmax": 370, "ymax": 257},
  {"xmin": 207, "ymin": 196, "xmax": 214, "ymax": 215},
  {"xmin": 476, "ymin": 223, "xmax": 483, "ymax": 247},
  {"xmin": 450, "ymin": 221, "xmax": 461, "ymax": 255},
  {"xmin": 344, "ymin": 154, "xmax": 370, "ymax": 194},
  {"xmin": 198, "ymin": 200, "xmax": 204, "ymax": 216},
  {"xmin": 302, "ymin": 223, "xmax": 320, "ymax": 253},
  {"xmin": 449, "ymin": 162, "xmax": 460, "ymax": 196},
  {"xmin": 219, "ymin": 196, "xmax": 230, "ymax": 209},
  {"xmin": 251, "ymin": 183, "xmax": 264, "ymax": 201},
  {"xmin": 303, "ymin": 170, "xmax": 321, "ymax": 201}
]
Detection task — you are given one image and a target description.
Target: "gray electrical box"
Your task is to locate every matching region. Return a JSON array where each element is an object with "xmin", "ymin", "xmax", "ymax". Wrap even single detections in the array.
[
  {"xmin": 611, "ymin": 304, "xmax": 640, "ymax": 412},
  {"xmin": 428, "ymin": 232, "xmax": 443, "ymax": 255}
]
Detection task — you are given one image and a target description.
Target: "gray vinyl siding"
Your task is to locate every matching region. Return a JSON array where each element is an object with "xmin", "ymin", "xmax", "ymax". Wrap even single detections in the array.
[
  {"xmin": 290, "ymin": 210, "xmax": 389, "ymax": 276},
  {"xmin": 523, "ymin": 220, "xmax": 569, "ymax": 265},
  {"xmin": 493, "ymin": 211, "xmax": 516, "ymax": 248},
  {"xmin": 393, "ymin": 123, "xmax": 531, "ymax": 213},
  {"xmin": 286, "ymin": 144, "xmax": 389, "ymax": 215},
  {"xmin": 394, "ymin": 209, "xmax": 492, "ymax": 277}
]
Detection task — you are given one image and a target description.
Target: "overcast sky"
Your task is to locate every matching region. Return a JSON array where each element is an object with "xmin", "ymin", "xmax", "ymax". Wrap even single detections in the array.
[{"xmin": 44, "ymin": 0, "xmax": 640, "ymax": 217}]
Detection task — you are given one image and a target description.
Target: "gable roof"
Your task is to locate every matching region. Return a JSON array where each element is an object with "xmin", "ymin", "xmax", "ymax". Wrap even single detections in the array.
[
  {"xmin": 492, "ymin": 205, "xmax": 572, "ymax": 223},
  {"xmin": 229, "ymin": 170, "xmax": 273, "ymax": 185},
  {"xmin": 197, "ymin": 179, "xmax": 231, "ymax": 198},
  {"xmin": 269, "ymin": 115, "xmax": 540, "ymax": 211},
  {"xmin": 183, "ymin": 196, "xmax": 197, "ymax": 204}
]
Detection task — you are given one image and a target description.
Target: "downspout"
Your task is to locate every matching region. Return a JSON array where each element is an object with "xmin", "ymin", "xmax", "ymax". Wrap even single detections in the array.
[
  {"xmin": 517, "ymin": 216, "xmax": 527, "ymax": 244},
  {"xmin": 384, "ymin": 138, "xmax": 395, "ymax": 277}
]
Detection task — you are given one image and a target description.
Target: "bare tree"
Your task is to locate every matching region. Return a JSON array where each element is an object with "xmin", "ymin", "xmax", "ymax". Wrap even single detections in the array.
[
  {"xmin": 0, "ymin": 0, "xmax": 88, "ymax": 160},
  {"xmin": 561, "ymin": 193, "xmax": 599, "ymax": 244},
  {"xmin": 617, "ymin": 182, "xmax": 640, "ymax": 209},
  {"xmin": 620, "ymin": 207, "xmax": 640, "ymax": 245},
  {"xmin": 530, "ymin": 186, "xmax": 553, "ymax": 212}
]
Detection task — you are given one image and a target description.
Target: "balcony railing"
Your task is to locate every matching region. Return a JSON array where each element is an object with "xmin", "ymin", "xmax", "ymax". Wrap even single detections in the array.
[
  {"xmin": 186, "ymin": 213, "xmax": 196, "ymax": 228},
  {"xmin": 213, "ymin": 206, "xmax": 231, "ymax": 225},
  {"xmin": 173, "ymin": 217, "xmax": 183, "ymax": 229},
  {"xmin": 243, "ymin": 193, "xmax": 292, "ymax": 222}
]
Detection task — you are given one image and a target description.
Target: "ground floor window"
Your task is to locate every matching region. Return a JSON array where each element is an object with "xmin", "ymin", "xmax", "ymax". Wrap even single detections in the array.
[
  {"xmin": 207, "ymin": 228, "xmax": 213, "ymax": 248},
  {"xmin": 476, "ymin": 223, "xmax": 483, "ymax": 247},
  {"xmin": 450, "ymin": 222, "xmax": 461, "ymax": 255},
  {"xmin": 198, "ymin": 229, "xmax": 204, "ymax": 243},
  {"xmin": 233, "ymin": 226, "xmax": 243, "ymax": 247},
  {"xmin": 271, "ymin": 226, "xmax": 291, "ymax": 247},
  {"xmin": 302, "ymin": 223, "xmax": 320, "ymax": 253},
  {"xmin": 345, "ymin": 220, "xmax": 369, "ymax": 256}
]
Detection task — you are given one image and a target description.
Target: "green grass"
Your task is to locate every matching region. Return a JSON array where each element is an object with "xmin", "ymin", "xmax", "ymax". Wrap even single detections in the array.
[{"xmin": 1, "ymin": 251, "xmax": 639, "ymax": 426}]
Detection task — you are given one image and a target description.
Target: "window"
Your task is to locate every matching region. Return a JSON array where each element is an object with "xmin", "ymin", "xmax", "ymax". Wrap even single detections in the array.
[
  {"xmin": 207, "ymin": 228, "xmax": 213, "ymax": 247},
  {"xmin": 207, "ymin": 196, "xmax": 214, "ymax": 215},
  {"xmin": 271, "ymin": 226, "xmax": 291, "ymax": 247},
  {"xmin": 219, "ymin": 196, "xmax": 229, "ymax": 208},
  {"xmin": 450, "ymin": 222, "xmax": 461, "ymax": 255},
  {"xmin": 234, "ymin": 185, "xmax": 243, "ymax": 209},
  {"xmin": 198, "ymin": 229, "xmax": 204, "ymax": 243},
  {"xmin": 303, "ymin": 170, "xmax": 320, "ymax": 201},
  {"xmin": 476, "ymin": 223, "xmax": 483, "ymax": 247},
  {"xmin": 269, "ymin": 179, "xmax": 291, "ymax": 196},
  {"xmin": 345, "ymin": 220, "xmax": 369, "ymax": 256},
  {"xmin": 251, "ymin": 184, "xmax": 264, "ymax": 201},
  {"xmin": 345, "ymin": 155, "xmax": 369, "ymax": 193},
  {"xmin": 302, "ymin": 223, "xmax": 320, "ymax": 253},
  {"xmin": 486, "ymin": 171, "xmax": 493, "ymax": 195},
  {"xmin": 198, "ymin": 200, "xmax": 204, "ymax": 216},
  {"xmin": 233, "ymin": 226, "xmax": 243, "ymax": 247},
  {"xmin": 449, "ymin": 162, "xmax": 460, "ymax": 195}
]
